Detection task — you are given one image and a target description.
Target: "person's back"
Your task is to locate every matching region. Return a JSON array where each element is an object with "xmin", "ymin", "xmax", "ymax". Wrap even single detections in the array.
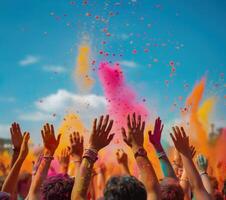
[{"xmin": 103, "ymin": 175, "xmax": 147, "ymax": 200}]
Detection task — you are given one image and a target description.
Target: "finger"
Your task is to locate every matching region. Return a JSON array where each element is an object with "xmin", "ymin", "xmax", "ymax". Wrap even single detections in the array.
[
  {"xmin": 73, "ymin": 132, "xmax": 77, "ymax": 143},
  {"xmin": 170, "ymin": 133, "xmax": 176, "ymax": 144},
  {"xmin": 127, "ymin": 115, "xmax": 132, "ymax": 129},
  {"xmin": 141, "ymin": 121, "xmax": 145, "ymax": 133},
  {"xmin": 148, "ymin": 130, "xmax": 153, "ymax": 142},
  {"xmin": 93, "ymin": 118, "xmax": 97, "ymax": 132},
  {"xmin": 24, "ymin": 132, "xmax": 30, "ymax": 142},
  {"xmin": 172, "ymin": 127, "xmax": 177, "ymax": 137},
  {"xmin": 44, "ymin": 124, "xmax": 48, "ymax": 134},
  {"xmin": 160, "ymin": 124, "xmax": 164, "ymax": 134},
  {"xmin": 105, "ymin": 119, "xmax": 113, "ymax": 134},
  {"xmin": 16, "ymin": 123, "xmax": 22, "ymax": 135},
  {"xmin": 80, "ymin": 135, "xmax": 84, "ymax": 145},
  {"xmin": 69, "ymin": 134, "xmax": 73, "ymax": 144},
  {"xmin": 137, "ymin": 115, "xmax": 141, "ymax": 129},
  {"xmin": 121, "ymin": 127, "xmax": 127, "ymax": 141},
  {"xmin": 76, "ymin": 132, "xmax": 79, "ymax": 142},
  {"xmin": 46, "ymin": 123, "xmax": 51, "ymax": 133},
  {"xmin": 50, "ymin": 124, "xmax": 55, "ymax": 135},
  {"xmin": 132, "ymin": 112, "xmax": 136, "ymax": 128},
  {"xmin": 57, "ymin": 134, "xmax": 61, "ymax": 144},
  {"xmin": 176, "ymin": 126, "xmax": 181, "ymax": 137},
  {"xmin": 180, "ymin": 127, "xmax": 186, "ymax": 138},
  {"xmin": 101, "ymin": 115, "xmax": 109, "ymax": 132},
  {"xmin": 97, "ymin": 115, "xmax": 104, "ymax": 132},
  {"xmin": 41, "ymin": 130, "xmax": 45, "ymax": 141},
  {"xmin": 106, "ymin": 133, "xmax": 115, "ymax": 145}
]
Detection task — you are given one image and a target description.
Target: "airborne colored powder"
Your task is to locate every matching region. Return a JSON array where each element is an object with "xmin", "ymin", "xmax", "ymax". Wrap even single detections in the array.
[
  {"xmin": 75, "ymin": 43, "xmax": 94, "ymax": 92},
  {"xmin": 183, "ymin": 77, "xmax": 209, "ymax": 155},
  {"xmin": 98, "ymin": 62, "xmax": 149, "ymax": 132}
]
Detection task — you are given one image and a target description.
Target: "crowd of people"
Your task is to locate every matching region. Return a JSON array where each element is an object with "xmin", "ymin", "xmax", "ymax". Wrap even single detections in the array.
[{"xmin": 0, "ymin": 113, "xmax": 225, "ymax": 200}]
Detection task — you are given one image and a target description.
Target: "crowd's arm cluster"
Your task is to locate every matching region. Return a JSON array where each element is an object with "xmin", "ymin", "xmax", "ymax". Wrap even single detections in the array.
[{"xmin": 0, "ymin": 113, "xmax": 225, "ymax": 200}]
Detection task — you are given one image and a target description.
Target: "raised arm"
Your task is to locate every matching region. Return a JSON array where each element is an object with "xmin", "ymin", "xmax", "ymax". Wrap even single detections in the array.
[
  {"xmin": 71, "ymin": 115, "xmax": 114, "ymax": 200},
  {"xmin": 68, "ymin": 132, "xmax": 83, "ymax": 177},
  {"xmin": 180, "ymin": 145, "xmax": 196, "ymax": 200},
  {"xmin": 28, "ymin": 123, "xmax": 61, "ymax": 200},
  {"xmin": 148, "ymin": 117, "xmax": 177, "ymax": 179},
  {"xmin": 196, "ymin": 154, "xmax": 213, "ymax": 196},
  {"xmin": 2, "ymin": 132, "xmax": 30, "ymax": 195},
  {"xmin": 57, "ymin": 148, "xmax": 70, "ymax": 174},
  {"xmin": 170, "ymin": 126, "xmax": 212, "ymax": 200},
  {"xmin": 116, "ymin": 149, "xmax": 131, "ymax": 175},
  {"xmin": 10, "ymin": 122, "xmax": 23, "ymax": 168},
  {"xmin": 122, "ymin": 113, "xmax": 160, "ymax": 200}
]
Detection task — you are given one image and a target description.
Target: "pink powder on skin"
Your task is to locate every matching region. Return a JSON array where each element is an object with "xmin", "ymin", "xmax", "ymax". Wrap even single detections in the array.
[{"xmin": 98, "ymin": 62, "xmax": 149, "ymax": 133}]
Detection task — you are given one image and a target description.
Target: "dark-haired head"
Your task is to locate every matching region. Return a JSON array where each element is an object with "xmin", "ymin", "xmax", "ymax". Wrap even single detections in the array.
[
  {"xmin": 160, "ymin": 178, "xmax": 184, "ymax": 200},
  {"xmin": 104, "ymin": 175, "xmax": 147, "ymax": 200},
  {"xmin": 41, "ymin": 173, "xmax": 74, "ymax": 200}
]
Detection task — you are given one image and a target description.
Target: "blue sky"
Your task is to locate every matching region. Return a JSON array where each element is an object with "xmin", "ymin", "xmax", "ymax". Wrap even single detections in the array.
[{"xmin": 0, "ymin": 0, "xmax": 225, "ymax": 141}]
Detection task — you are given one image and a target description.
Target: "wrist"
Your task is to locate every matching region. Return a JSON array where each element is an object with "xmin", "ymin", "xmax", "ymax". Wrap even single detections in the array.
[
  {"xmin": 131, "ymin": 145, "xmax": 143, "ymax": 154},
  {"xmin": 153, "ymin": 144, "xmax": 164, "ymax": 153},
  {"xmin": 44, "ymin": 149, "xmax": 55, "ymax": 156},
  {"xmin": 88, "ymin": 145, "xmax": 99, "ymax": 152},
  {"xmin": 71, "ymin": 154, "xmax": 82, "ymax": 161}
]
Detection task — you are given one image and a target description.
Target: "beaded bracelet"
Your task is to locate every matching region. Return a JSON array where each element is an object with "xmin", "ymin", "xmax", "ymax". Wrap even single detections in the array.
[
  {"xmin": 200, "ymin": 171, "xmax": 208, "ymax": 176},
  {"xmin": 157, "ymin": 151, "xmax": 166, "ymax": 159},
  {"xmin": 43, "ymin": 156, "xmax": 54, "ymax": 161},
  {"xmin": 82, "ymin": 149, "xmax": 98, "ymax": 163}
]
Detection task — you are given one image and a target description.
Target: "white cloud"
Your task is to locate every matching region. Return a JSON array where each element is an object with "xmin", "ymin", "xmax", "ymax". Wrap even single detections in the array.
[
  {"xmin": 19, "ymin": 55, "xmax": 40, "ymax": 66},
  {"xmin": 19, "ymin": 111, "xmax": 52, "ymax": 122},
  {"xmin": 42, "ymin": 65, "xmax": 66, "ymax": 73},
  {"xmin": 119, "ymin": 60, "xmax": 138, "ymax": 68},
  {"xmin": 0, "ymin": 124, "xmax": 10, "ymax": 135},
  {"xmin": 20, "ymin": 89, "xmax": 107, "ymax": 124}
]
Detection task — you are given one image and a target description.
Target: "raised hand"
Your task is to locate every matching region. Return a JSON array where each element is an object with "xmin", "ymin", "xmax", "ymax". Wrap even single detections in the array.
[
  {"xmin": 148, "ymin": 117, "xmax": 164, "ymax": 149},
  {"xmin": 196, "ymin": 154, "xmax": 208, "ymax": 172},
  {"xmin": 170, "ymin": 126, "xmax": 191, "ymax": 157},
  {"xmin": 10, "ymin": 122, "xmax": 23, "ymax": 151},
  {"xmin": 18, "ymin": 132, "xmax": 30, "ymax": 161},
  {"xmin": 89, "ymin": 115, "xmax": 114, "ymax": 152},
  {"xmin": 122, "ymin": 113, "xmax": 145, "ymax": 150},
  {"xmin": 69, "ymin": 131, "xmax": 84, "ymax": 160},
  {"xmin": 41, "ymin": 123, "xmax": 61, "ymax": 156},
  {"xmin": 116, "ymin": 149, "xmax": 128, "ymax": 165}
]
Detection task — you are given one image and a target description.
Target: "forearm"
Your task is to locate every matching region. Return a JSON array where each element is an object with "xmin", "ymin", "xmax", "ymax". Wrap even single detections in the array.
[
  {"xmin": 133, "ymin": 147, "xmax": 160, "ymax": 199},
  {"xmin": 120, "ymin": 163, "xmax": 131, "ymax": 175},
  {"xmin": 28, "ymin": 150, "xmax": 53, "ymax": 198},
  {"xmin": 180, "ymin": 169, "xmax": 191, "ymax": 200},
  {"xmin": 71, "ymin": 157, "xmax": 94, "ymax": 200},
  {"xmin": 181, "ymin": 155, "xmax": 211, "ymax": 200},
  {"xmin": 154, "ymin": 145, "xmax": 177, "ymax": 179},
  {"xmin": 69, "ymin": 155, "xmax": 82, "ymax": 176},
  {"xmin": 2, "ymin": 158, "xmax": 24, "ymax": 194},
  {"xmin": 200, "ymin": 173, "xmax": 213, "ymax": 195},
  {"xmin": 10, "ymin": 150, "xmax": 20, "ymax": 168}
]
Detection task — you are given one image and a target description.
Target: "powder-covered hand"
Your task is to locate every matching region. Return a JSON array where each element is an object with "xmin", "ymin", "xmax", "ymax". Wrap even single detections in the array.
[
  {"xmin": 89, "ymin": 115, "xmax": 114, "ymax": 152},
  {"xmin": 148, "ymin": 117, "xmax": 164, "ymax": 150},
  {"xmin": 122, "ymin": 113, "xmax": 145, "ymax": 151},
  {"xmin": 41, "ymin": 123, "xmax": 61, "ymax": 156}
]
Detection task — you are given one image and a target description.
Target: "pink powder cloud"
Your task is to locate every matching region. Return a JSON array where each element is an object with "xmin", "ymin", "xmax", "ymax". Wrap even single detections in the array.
[{"xmin": 98, "ymin": 62, "xmax": 149, "ymax": 133}]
